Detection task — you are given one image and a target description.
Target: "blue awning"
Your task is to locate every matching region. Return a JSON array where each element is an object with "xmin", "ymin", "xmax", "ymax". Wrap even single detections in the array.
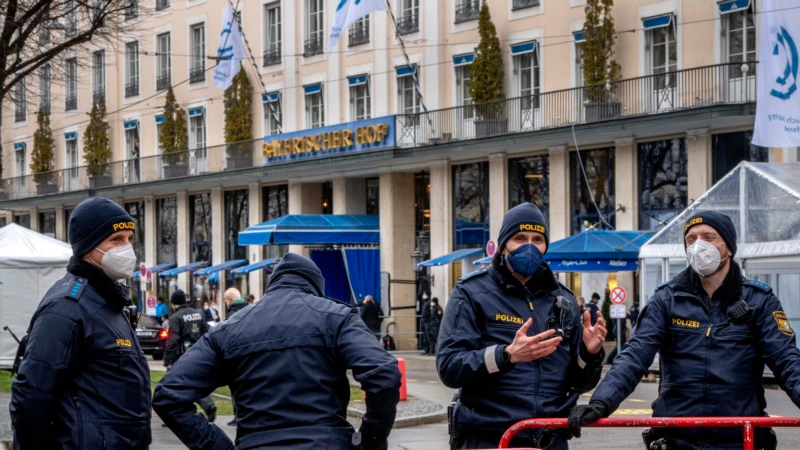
[
  {"xmin": 453, "ymin": 53, "xmax": 476, "ymax": 67},
  {"xmin": 188, "ymin": 107, "xmax": 204, "ymax": 117},
  {"xmin": 545, "ymin": 230, "xmax": 654, "ymax": 273},
  {"xmin": 155, "ymin": 115, "xmax": 165, "ymax": 124},
  {"xmin": 474, "ymin": 256, "xmax": 492, "ymax": 265},
  {"xmin": 348, "ymin": 74, "xmax": 368, "ymax": 86},
  {"xmin": 510, "ymin": 41, "xmax": 536, "ymax": 55},
  {"xmin": 395, "ymin": 64, "xmax": 417, "ymax": 77},
  {"xmin": 262, "ymin": 92, "xmax": 280, "ymax": 103},
  {"xmin": 64, "ymin": 132, "xmax": 77, "ymax": 141},
  {"xmin": 642, "ymin": 14, "xmax": 673, "ymax": 30},
  {"xmin": 194, "ymin": 260, "xmax": 248, "ymax": 277},
  {"xmin": 230, "ymin": 258, "xmax": 278, "ymax": 276},
  {"xmin": 719, "ymin": 0, "xmax": 750, "ymax": 14},
  {"xmin": 418, "ymin": 248, "xmax": 484, "ymax": 268},
  {"xmin": 14, "ymin": 143, "xmax": 24, "ymax": 151},
  {"xmin": 304, "ymin": 83, "xmax": 322, "ymax": 95},
  {"xmin": 238, "ymin": 214, "xmax": 380, "ymax": 246},
  {"xmin": 159, "ymin": 261, "xmax": 209, "ymax": 278},
  {"xmin": 131, "ymin": 263, "xmax": 178, "ymax": 280},
  {"xmin": 124, "ymin": 120, "xmax": 138, "ymax": 130},
  {"xmin": 574, "ymin": 31, "xmax": 585, "ymax": 43}
]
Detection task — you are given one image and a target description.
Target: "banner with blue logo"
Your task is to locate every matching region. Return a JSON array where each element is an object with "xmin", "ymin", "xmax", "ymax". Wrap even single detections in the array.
[
  {"xmin": 548, "ymin": 259, "xmax": 639, "ymax": 273},
  {"xmin": 328, "ymin": 0, "xmax": 385, "ymax": 54},
  {"xmin": 753, "ymin": 0, "xmax": 800, "ymax": 147},
  {"xmin": 262, "ymin": 116, "xmax": 396, "ymax": 164}
]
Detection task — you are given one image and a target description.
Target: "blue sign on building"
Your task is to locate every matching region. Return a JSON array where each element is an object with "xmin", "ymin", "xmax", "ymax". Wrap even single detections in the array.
[{"xmin": 262, "ymin": 116, "xmax": 397, "ymax": 165}]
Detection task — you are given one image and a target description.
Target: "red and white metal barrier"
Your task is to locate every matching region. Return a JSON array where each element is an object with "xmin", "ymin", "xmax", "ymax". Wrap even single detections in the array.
[{"xmin": 498, "ymin": 417, "xmax": 800, "ymax": 450}]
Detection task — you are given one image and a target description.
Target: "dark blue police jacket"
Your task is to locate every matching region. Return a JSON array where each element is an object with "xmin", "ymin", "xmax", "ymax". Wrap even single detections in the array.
[
  {"xmin": 152, "ymin": 256, "xmax": 401, "ymax": 450},
  {"xmin": 437, "ymin": 257, "xmax": 605, "ymax": 436},
  {"xmin": 592, "ymin": 263, "xmax": 800, "ymax": 449},
  {"xmin": 10, "ymin": 259, "xmax": 152, "ymax": 450}
]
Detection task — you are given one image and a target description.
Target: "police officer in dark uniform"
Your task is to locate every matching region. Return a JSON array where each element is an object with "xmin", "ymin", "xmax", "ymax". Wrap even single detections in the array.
[
  {"xmin": 10, "ymin": 197, "xmax": 151, "ymax": 450},
  {"xmin": 427, "ymin": 297, "xmax": 443, "ymax": 356},
  {"xmin": 164, "ymin": 289, "xmax": 217, "ymax": 422},
  {"xmin": 437, "ymin": 203, "xmax": 607, "ymax": 449},
  {"xmin": 421, "ymin": 293, "xmax": 432, "ymax": 354},
  {"xmin": 586, "ymin": 293, "xmax": 601, "ymax": 326},
  {"xmin": 153, "ymin": 253, "xmax": 402, "ymax": 449},
  {"xmin": 569, "ymin": 211, "xmax": 800, "ymax": 449}
]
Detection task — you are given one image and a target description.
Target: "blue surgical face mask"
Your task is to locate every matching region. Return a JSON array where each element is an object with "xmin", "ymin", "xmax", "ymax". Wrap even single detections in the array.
[{"xmin": 505, "ymin": 244, "xmax": 544, "ymax": 279}]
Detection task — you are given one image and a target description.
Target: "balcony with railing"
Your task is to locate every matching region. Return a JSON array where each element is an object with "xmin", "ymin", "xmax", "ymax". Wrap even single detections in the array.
[
  {"xmin": 395, "ymin": 14, "xmax": 419, "ymax": 35},
  {"xmin": 93, "ymin": 89, "xmax": 105, "ymax": 105},
  {"xmin": 455, "ymin": 1, "xmax": 481, "ymax": 23},
  {"xmin": 304, "ymin": 37, "xmax": 323, "ymax": 57},
  {"xmin": 157, "ymin": 73, "xmax": 171, "ymax": 92},
  {"xmin": 190, "ymin": 65, "xmax": 206, "ymax": 83},
  {"xmin": 263, "ymin": 47, "xmax": 281, "ymax": 67},
  {"xmin": 125, "ymin": 80, "xmax": 139, "ymax": 98},
  {"xmin": 512, "ymin": 0, "xmax": 539, "ymax": 10},
  {"xmin": 349, "ymin": 26, "xmax": 369, "ymax": 47},
  {"xmin": 0, "ymin": 63, "xmax": 757, "ymax": 203},
  {"xmin": 15, "ymin": 108, "xmax": 26, "ymax": 123},
  {"xmin": 65, "ymin": 95, "xmax": 78, "ymax": 111},
  {"xmin": 156, "ymin": 0, "xmax": 170, "ymax": 11}
]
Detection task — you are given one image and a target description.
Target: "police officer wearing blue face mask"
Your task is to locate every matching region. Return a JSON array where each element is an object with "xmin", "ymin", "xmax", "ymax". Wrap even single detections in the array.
[
  {"xmin": 437, "ymin": 203, "xmax": 607, "ymax": 449},
  {"xmin": 569, "ymin": 211, "xmax": 800, "ymax": 450},
  {"xmin": 11, "ymin": 197, "xmax": 151, "ymax": 450}
]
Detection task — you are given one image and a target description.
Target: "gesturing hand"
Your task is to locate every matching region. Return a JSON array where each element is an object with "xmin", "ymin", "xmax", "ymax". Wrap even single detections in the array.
[
  {"xmin": 582, "ymin": 311, "xmax": 607, "ymax": 354},
  {"xmin": 505, "ymin": 318, "xmax": 562, "ymax": 364}
]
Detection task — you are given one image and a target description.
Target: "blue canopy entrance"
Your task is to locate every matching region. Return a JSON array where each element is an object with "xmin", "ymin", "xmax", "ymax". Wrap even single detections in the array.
[{"xmin": 238, "ymin": 214, "xmax": 379, "ymax": 246}]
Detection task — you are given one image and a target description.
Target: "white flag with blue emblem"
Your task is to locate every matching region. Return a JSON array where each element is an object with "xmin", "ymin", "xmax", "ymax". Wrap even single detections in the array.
[
  {"xmin": 213, "ymin": 4, "xmax": 248, "ymax": 90},
  {"xmin": 753, "ymin": 0, "xmax": 800, "ymax": 147},
  {"xmin": 327, "ymin": 0, "xmax": 385, "ymax": 54}
]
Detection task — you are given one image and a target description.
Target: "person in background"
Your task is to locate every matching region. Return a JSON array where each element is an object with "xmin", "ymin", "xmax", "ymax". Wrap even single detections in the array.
[
  {"xmin": 224, "ymin": 288, "xmax": 248, "ymax": 318},
  {"xmin": 627, "ymin": 300, "xmax": 640, "ymax": 337},
  {"xmin": 359, "ymin": 295, "xmax": 383, "ymax": 340},
  {"xmin": 247, "ymin": 294, "xmax": 256, "ymax": 304},
  {"xmin": 202, "ymin": 301, "xmax": 215, "ymax": 323},
  {"xmin": 586, "ymin": 292, "xmax": 601, "ymax": 326},
  {"xmin": 577, "ymin": 296, "xmax": 586, "ymax": 313},
  {"xmin": 421, "ymin": 292, "xmax": 432, "ymax": 355},
  {"xmin": 156, "ymin": 297, "xmax": 169, "ymax": 325},
  {"xmin": 427, "ymin": 298, "xmax": 443, "ymax": 356}
]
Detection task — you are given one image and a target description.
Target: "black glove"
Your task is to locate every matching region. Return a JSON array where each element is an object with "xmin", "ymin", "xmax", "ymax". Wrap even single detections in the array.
[{"xmin": 567, "ymin": 401, "xmax": 608, "ymax": 438}]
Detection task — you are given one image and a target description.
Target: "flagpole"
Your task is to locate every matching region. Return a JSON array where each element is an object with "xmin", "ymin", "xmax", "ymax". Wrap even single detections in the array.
[{"xmin": 384, "ymin": 0, "xmax": 435, "ymax": 137}]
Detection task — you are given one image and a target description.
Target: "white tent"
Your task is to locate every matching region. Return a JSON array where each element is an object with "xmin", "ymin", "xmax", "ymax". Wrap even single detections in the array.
[
  {"xmin": 639, "ymin": 163, "xmax": 800, "ymax": 326},
  {"xmin": 0, "ymin": 223, "xmax": 72, "ymax": 368}
]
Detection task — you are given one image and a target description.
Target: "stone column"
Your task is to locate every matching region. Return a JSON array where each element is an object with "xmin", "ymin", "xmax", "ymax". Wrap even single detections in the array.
[
  {"xmin": 176, "ymin": 191, "xmax": 190, "ymax": 292},
  {"xmin": 333, "ymin": 178, "xmax": 366, "ymax": 215},
  {"xmin": 429, "ymin": 161, "xmax": 452, "ymax": 305},
  {"xmin": 379, "ymin": 172, "xmax": 417, "ymax": 350},
  {"xmin": 29, "ymin": 208, "xmax": 39, "ymax": 233},
  {"xmin": 288, "ymin": 182, "xmax": 323, "ymax": 256},
  {"xmin": 143, "ymin": 195, "xmax": 157, "ymax": 300},
  {"xmin": 686, "ymin": 128, "xmax": 712, "ymax": 205},
  {"xmin": 210, "ymin": 188, "xmax": 224, "ymax": 266},
  {"xmin": 247, "ymin": 182, "xmax": 263, "ymax": 296},
  {"xmin": 55, "ymin": 205, "xmax": 66, "ymax": 241},
  {"xmin": 548, "ymin": 146, "xmax": 570, "ymax": 242},
  {"xmin": 614, "ymin": 137, "xmax": 637, "ymax": 231},
  {"xmin": 489, "ymin": 153, "xmax": 507, "ymax": 243}
]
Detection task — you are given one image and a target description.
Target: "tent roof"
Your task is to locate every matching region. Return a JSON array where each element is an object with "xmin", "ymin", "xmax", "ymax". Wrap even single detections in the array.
[
  {"xmin": 547, "ymin": 230, "xmax": 654, "ymax": 260},
  {"xmin": 419, "ymin": 248, "xmax": 484, "ymax": 267},
  {"xmin": 238, "ymin": 214, "xmax": 379, "ymax": 246},
  {"xmin": 194, "ymin": 260, "xmax": 248, "ymax": 277},
  {"xmin": 0, "ymin": 223, "xmax": 72, "ymax": 267},
  {"xmin": 640, "ymin": 162, "xmax": 800, "ymax": 259},
  {"xmin": 159, "ymin": 261, "xmax": 209, "ymax": 278},
  {"xmin": 230, "ymin": 258, "xmax": 278, "ymax": 275}
]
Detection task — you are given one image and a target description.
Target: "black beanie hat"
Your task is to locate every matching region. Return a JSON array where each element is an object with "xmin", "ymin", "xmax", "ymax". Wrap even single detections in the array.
[
  {"xmin": 498, "ymin": 203, "xmax": 549, "ymax": 252},
  {"xmin": 269, "ymin": 253, "xmax": 326, "ymax": 298},
  {"xmin": 68, "ymin": 197, "xmax": 135, "ymax": 257},
  {"xmin": 683, "ymin": 210, "xmax": 737, "ymax": 257},
  {"xmin": 171, "ymin": 289, "xmax": 187, "ymax": 305}
]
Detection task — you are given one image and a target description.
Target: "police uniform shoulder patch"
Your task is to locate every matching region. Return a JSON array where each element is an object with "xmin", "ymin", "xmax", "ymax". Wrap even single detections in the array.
[
  {"xmin": 773, "ymin": 311, "xmax": 795, "ymax": 336},
  {"xmin": 66, "ymin": 277, "xmax": 88, "ymax": 301},
  {"xmin": 745, "ymin": 279, "xmax": 773, "ymax": 294},
  {"xmin": 457, "ymin": 268, "xmax": 488, "ymax": 284}
]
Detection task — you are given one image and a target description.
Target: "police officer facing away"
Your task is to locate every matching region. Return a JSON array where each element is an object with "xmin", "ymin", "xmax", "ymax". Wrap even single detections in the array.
[
  {"xmin": 11, "ymin": 197, "xmax": 151, "ymax": 449},
  {"xmin": 437, "ymin": 203, "xmax": 607, "ymax": 449},
  {"xmin": 153, "ymin": 253, "xmax": 402, "ymax": 449},
  {"xmin": 164, "ymin": 289, "xmax": 217, "ymax": 422},
  {"xmin": 586, "ymin": 293, "xmax": 601, "ymax": 326},
  {"xmin": 569, "ymin": 211, "xmax": 800, "ymax": 449}
]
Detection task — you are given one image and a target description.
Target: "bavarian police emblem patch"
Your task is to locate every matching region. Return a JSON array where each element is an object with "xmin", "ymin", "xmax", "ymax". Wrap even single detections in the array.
[{"xmin": 773, "ymin": 311, "xmax": 795, "ymax": 336}]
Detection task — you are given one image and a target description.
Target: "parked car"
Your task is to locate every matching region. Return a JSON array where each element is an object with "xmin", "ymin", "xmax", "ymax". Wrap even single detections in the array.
[{"xmin": 135, "ymin": 315, "xmax": 167, "ymax": 360}]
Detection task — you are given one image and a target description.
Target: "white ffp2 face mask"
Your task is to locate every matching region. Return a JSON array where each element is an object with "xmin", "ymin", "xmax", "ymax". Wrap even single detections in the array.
[
  {"xmin": 686, "ymin": 240, "xmax": 727, "ymax": 277},
  {"xmin": 95, "ymin": 244, "xmax": 138, "ymax": 280}
]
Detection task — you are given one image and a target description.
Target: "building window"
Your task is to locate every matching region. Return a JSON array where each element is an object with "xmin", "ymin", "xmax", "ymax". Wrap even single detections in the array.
[
  {"xmin": 305, "ymin": 0, "xmax": 324, "ymax": 57},
  {"xmin": 155, "ymin": 116, "xmax": 164, "ymax": 153},
  {"xmin": 646, "ymin": 19, "xmax": 677, "ymax": 90},
  {"xmin": 190, "ymin": 109, "xmax": 207, "ymax": 151},
  {"xmin": 0, "ymin": 217, "xmax": 6, "ymax": 227},
  {"xmin": 397, "ymin": 66, "xmax": 420, "ymax": 125},
  {"xmin": 92, "ymin": 50, "xmax": 106, "ymax": 103},
  {"xmin": 125, "ymin": 201, "xmax": 146, "ymax": 264},
  {"xmin": 262, "ymin": 184, "xmax": 288, "ymax": 260},
  {"xmin": 397, "ymin": 0, "xmax": 420, "ymax": 34},
  {"xmin": 712, "ymin": 130, "xmax": 768, "ymax": 183},
  {"xmin": 349, "ymin": 75, "xmax": 371, "ymax": 121},
  {"xmin": 366, "ymin": 178, "xmax": 380, "ymax": 214},
  {"xmin": 15, "ymin": 79, "xmax": 26, "ymax": 122},
  {"xmin": 65, "ymin": 59, "xmax": 77, "ymax": 111},
  {"xmin": 39, "ymin": 66, "xmax": 51, "ymax": 114},
  {"xmin": 508, "ymin": 155, "xmax": 549, "ymax": 222},
  {"xmin": 415, "ymin": 172, "xmax": 431, "ymax": 255},
  {"xmin": 321, "ymin": 181, "xmax": 333, "ymax": 214},
  {"xmin": 570, "ymin": 148, "xmax": 615, "ymax": 234},
  {"xmin": 723, "ymin": 4, "xmax": 756, "ymax": 79},
  {"xmin": 225, "ymin": 189, "xmax": 249, "ymax": 261},
  {"xmin": 190, "ymin": 193, "xmax": 212, "ymax": 263},
  {"xmin": 190, "ymin": 24, "xmax": 206, "ymax": 83},
  {"xmin": 66, "ymin": 0, "xmax": 78, "ymax": 35},
  {"xmin": 305, "ymin": 84, "xmax": 324, "ymax": 129},
  {"xmin": 263, "ymin": 92, "xmax": 282, "ymax": 136},
  {"xmin": 514, "ymin": 46, "xmax": 540, "ymax": 110},
  {"xmin": 264, "ymin": 3, "xmax": 282, "ymax": 66},
  {"xmin": 126, "ymin": 41, "xmax": 140, "ymax": 97},
  {"xmin": 574, "ymin": 32, "xmax": 585, "ymax": 86},
  {"xmin": 455, "ymin": 0, "xmax": 481, "ymax": 24},
  {"xmin": 14, "ymin": 215, "xmax": 31, "ymax": 229},
  {"xmin": 15, "ymin": 144, "xmax": 26, "ymax": 181},
  {"xmin": 65, "ymin": 134, "xmax": 79, "ymax": 182},
  {"xmin": 156, "ymin": 33, "xmax": 171, "ymax": 91},
  {"xmin": 455, "ymin": 62, "xmax": 474, "ymax": 119},
  {"xmin": 638, "ymin": 139, "xmax": 687, "ymax": 230},
  {"xmin": 513, "ymin": 0, "xmax": 540, "ymax": 10},
  {"xmin": 453, "ymin": 162, "xmax": 490, "ymax": 250},
  {"xmin": 39, "ymin": 211, "xmax": 56, "ymax": 238},
  {"xmin": 349, "ymin": 16, "xmax": 369, "ymax": 47},
  {"xmin": 156, "ymin": 0, "xmax": 170, "ymax": 11},
  {"xmin": 125, "ymin": 0, "xmax": 138, "ymax": 20},
  {"xmin": 156, "ymin": 197, "xmax": 178, "ymax": 265}
]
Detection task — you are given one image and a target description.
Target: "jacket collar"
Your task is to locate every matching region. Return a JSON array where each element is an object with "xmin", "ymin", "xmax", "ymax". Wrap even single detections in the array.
[
  {"xmin": 490, "ymin": 253, "xmax": 560, "ymax": 297},
  {"xmin": 673, "ymin": 260, "xmax": 743, "ymax": 302},
  {"xmin": 267, "ymin": 273, "xmax": 323, "ymax": 297},
  {"xmin": 66, "ymin": 256, "xmax": 131, "ymax": 311}
]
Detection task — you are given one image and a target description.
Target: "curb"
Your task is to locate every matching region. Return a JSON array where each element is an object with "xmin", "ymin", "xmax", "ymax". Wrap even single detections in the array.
[{"xmin": 347, "ymin": 405, "xmax": 448, "ymax": 428}]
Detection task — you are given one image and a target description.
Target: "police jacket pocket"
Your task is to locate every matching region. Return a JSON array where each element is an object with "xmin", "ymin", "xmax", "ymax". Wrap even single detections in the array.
[
  {"xmin": 89, "ymin": 419, "xmax": 151, "ymax": 450},
  {"xmin": 653, "ymin": 384, "xmax": 705, "ymax": 418}
]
